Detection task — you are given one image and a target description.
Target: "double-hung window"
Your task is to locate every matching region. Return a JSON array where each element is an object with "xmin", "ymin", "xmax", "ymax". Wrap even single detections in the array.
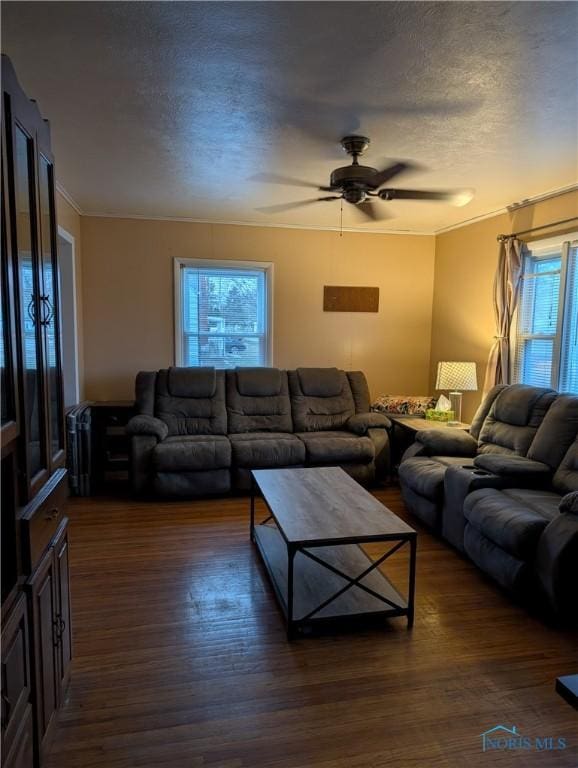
[
  {"xmin": 174, "ymin": 258, "xmax": 273, "ymax": 368},
  {"xmin": 513, "ymin": 234, "xmax": 578, "ymax": 393}
]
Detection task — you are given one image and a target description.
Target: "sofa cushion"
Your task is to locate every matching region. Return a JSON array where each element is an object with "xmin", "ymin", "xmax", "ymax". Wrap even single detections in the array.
[
  {"xmin": 398, "ymin": 456, "xmax": 467, "ymax": 501},
  {"xmin": 155, "ymin": 369, "xmax": 227, "ymax": 436},
  {"xmin": 168, "ymin": 366, "xmax": 216, "ymax": 398},
  {"xmin": 226, "ymin": 369, "xmax": 292, "ymax": 433},
  {"xmin": 527, "ymin": 394, "xmax": 578, "ymax": 468},
  {"xmin": 236, "ymin": 367, "xmax": 282, "ymax": 397},
  {"xmin": 468, "ymin": 385, "xmax": 506, "ymax": 440},
  {"xmin": 473, "ymin": 454, "xmax": 551, "ymax": 479},
  {"xmin": 560, "ymin": 491, "xmax": 578, "ymax": 515},
  {"xmin": 464, "ymin": 488, "xmax": 555, "ymax": 558},
  {"xmin": 288, "ymin": 369, "xmax": 355, "ymax": 432},
  {"xmin": 346, "ymin": 412, "xmax": 391, "ymax": 435},
  {"xmin": 347, "ymin": 371, "xmax": 371, "ymax": 413},
  {"xmin": 229, "ymin": 432, "xmax": 305, "ymax": 468},
  {"xmin": 399, "ymin": 457, "xmax": 445, "ymax": 500},
  {"xmin": 153, "ymin": 435, "xmax": 231, "ymax": 472},
  {"xmin": 296, "ymin": 431, "xmax": 374, "ymax": 465},
  {"xmin": 135, "ymin": 370, "xmax": 157, "ymax": 416},
  {"xmin": 501, "ymin": 489, "xmax": 562, "ymax": 520},
  {"xmin": 477, "ymin": 385, "xmax": 556, "ymax": 456},
  {"xmin": 126, "ymin": 415, "xmax": 168, "ymax": 442},
  {"xmin": 297, "ymin": 367, "xmax": 342, "ymax": 397},
  {"xmin": 553, "ymin": 437, "xmax": 578, "ymax": 496}
]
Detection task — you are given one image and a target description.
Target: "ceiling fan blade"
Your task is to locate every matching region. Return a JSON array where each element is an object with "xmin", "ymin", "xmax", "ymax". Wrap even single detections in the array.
[
  {"xmin": 379, "ymin": 188, "xmax": 474, "ymax": 206},
  {"xmin": 255, "ymin": 197, "xmax": 340, "ymax": 214},
  {"xmin": 368, "ymin": 162, "xmax": 414, "ymax": 190},
  {"xmin": 249, "ymin": 172, "xmax": 321, "ymax": 190},
  {"xmin": 354, "ymin": 201, "xmax": 388, "ymax": 222}
]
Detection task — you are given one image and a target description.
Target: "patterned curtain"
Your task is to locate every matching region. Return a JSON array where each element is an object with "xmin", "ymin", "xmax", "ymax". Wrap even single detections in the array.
[{"xmin": 482, "ymin": 237, "xmax": 525, "ymax": 395}]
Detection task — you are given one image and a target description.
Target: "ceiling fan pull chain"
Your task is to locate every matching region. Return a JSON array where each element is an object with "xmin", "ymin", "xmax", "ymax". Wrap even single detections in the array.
[{"xmin": 340, "ymin": 198, "xmax": 343, "ymax": 237}]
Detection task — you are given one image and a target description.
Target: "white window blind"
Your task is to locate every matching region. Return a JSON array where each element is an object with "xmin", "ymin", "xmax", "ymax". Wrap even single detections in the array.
[
  {"xmin": 177, "ymin": 261, "xmax": 271, "ymax": 369},
  {"xmin": 513, "ymin": 238, "xmax": 578, "ymax": 393}
]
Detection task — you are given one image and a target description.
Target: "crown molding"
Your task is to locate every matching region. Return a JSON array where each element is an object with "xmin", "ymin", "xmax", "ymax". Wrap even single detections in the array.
[
  {"xmin": 55, "ymin": 182, "xmax": 84, "ymax": 215},
  {"xmin": 80, "ymin": 210, "xmax": 434, "ymax": 236},
  {"xmin": 434, "ymin": 183, "xmax": 578, "ymax": 235},
  {"xmin": 58, "ymin": 181, "xmax": 578, "ymax": 238}
]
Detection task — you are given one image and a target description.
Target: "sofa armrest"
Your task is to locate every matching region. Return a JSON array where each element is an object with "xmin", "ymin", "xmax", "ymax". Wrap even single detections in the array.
[
  {"xmin": 347, "ymin": 412, "xmax": 392, "ymax": 436},
  {"xmin": 415, "ymin": 428, "xmax": 477, "ymax": 457},
  {"xmin": 130, "ymin": 435, "xmax": 157, "ymax": 495},
  {"xmin": 127, "ymin": 415, "xmax": 168, "ymax": 442},
  {"xmin": 367, "ymin": 427, "xmax": 391, "ymax": 480},
  {"xmin": 559, "ymin": 491, "xmax": 578, "ymax": 515},
  {"xmin": 473, "ymin": 454, "xmax": 551, "ymax": 482},
  {"xmin": 442, "ymin": 465, "xmax": 507, "ymax": 551},
  {"xmin": 536, "ymin": 509, "xmax": 578, "ymax": 618}
]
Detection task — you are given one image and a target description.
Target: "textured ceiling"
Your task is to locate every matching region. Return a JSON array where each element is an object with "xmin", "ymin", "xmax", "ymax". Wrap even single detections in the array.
[{"xmin": 2, "ymin": 1, "xmax": 577, "ymax": 233}]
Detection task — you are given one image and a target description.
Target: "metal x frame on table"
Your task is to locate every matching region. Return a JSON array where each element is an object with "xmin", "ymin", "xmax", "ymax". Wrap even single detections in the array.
[{"xmin": 250, "ymin": 477, "xmax": 417, "ymax": 638}]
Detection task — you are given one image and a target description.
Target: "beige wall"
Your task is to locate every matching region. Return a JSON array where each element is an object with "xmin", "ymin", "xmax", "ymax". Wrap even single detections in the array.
[
  {"xmin": 430, "ymin": 189, "xmax": 578, "ymax": 421},
  {"xmin": 79, "ymin": 217, "xmax": 436, "ymax": 401},
  {"xmin": 56, "ymin": 191, "xmax": 85, "ymax": 398}
]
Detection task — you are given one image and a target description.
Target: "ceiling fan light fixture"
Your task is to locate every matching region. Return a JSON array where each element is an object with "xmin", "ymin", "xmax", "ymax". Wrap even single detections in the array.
[{"xmin": 451, "ymin": 189, "xmax": 475, "ymax": 207}]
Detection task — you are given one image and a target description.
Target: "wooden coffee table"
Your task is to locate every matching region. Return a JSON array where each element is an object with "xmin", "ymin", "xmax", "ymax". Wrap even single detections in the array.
[{"xmin": 250, "ymin": 467, "xmax": 417, "ymax": 638}]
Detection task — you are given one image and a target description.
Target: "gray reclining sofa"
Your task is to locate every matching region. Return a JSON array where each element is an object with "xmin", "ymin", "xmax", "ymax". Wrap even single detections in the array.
[
  {"xmin": 399, "ymin": 385, "xmax": 578, "ymax": 618},
  {"xmin": 398, "ymin": 384, "xmax": 558, "ymax": 546},
  {"xmin": 127, "ymin": 366, "xmax": 391, "ymax": 497}
]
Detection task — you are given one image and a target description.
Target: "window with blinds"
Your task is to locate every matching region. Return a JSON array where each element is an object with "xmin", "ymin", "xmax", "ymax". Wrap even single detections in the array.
[
  {"xmin": 175, "ymin": 260, "xmax": 272, "ymax": 368},
  {"xmin": 513, "ymin": 238, "xmax": 578, "ymax": 393}
]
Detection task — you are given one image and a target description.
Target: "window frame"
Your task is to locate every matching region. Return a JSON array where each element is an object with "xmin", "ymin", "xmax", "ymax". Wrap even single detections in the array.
[
  {"xmin": 173, "ymin": 257, "xmax": 274, "ymax": 368},
  {"xmin": 512, "ymin": 233, "xmax": 578, "ymax": 391}
]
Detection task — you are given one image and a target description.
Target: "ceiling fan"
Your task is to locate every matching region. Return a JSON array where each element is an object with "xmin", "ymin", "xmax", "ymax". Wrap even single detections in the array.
[{"xmin": 254, "ymin": 135, "xmax": 474, "ymax": 221}]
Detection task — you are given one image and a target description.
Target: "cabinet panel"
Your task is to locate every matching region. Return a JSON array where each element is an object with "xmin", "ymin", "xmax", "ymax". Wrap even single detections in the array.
[
  {"xmin": 20, "ymin": 468, "xmax": 68, "ymax": 574},
  {"xmin": 3, "ymin": 703, "xmax": 34, "ymax": 768},
  {"xmin": 1, "ymin": 594, "xmax": 30, "ymax": 758},
  {"xmin": 12, "ymin": 123, "xmax": 48, "ymax": 495},
  {"xmin": 1, "ymin": 176, "xmax": 19, "ymax": 442},
  {"xmin": 27, "ymin": 547, "xmax": 58, "ymax": 752},
  {"xmin": 38, "ymin": 156, "xmax": 64, "ymax": 472},
  {"xmin": 54, "ymin": 525, "xmax": 72, "ymax": 698}
]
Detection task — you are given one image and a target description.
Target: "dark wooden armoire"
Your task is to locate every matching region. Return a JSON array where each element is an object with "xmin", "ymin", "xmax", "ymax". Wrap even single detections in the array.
[{"xmin": 1, "ymin": 55, "xmax": 71, "ymax": 768}]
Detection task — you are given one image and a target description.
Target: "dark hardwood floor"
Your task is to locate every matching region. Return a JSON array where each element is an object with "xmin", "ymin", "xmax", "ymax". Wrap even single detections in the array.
[{"xmin": 46, "ymin": 488, "xmax": 578, "ymax": 768}]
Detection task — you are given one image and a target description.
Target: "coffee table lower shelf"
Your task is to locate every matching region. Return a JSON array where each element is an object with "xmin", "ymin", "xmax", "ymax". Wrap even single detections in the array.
[{"xmin": 253, "ymin": 523, "xmax": 411, "ymax": 637}]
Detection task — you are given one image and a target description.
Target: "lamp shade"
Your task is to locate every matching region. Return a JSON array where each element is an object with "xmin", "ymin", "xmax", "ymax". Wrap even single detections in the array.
[{"xmin": 436, "ymin": 361, "xmax": 478, "ymax": 391}]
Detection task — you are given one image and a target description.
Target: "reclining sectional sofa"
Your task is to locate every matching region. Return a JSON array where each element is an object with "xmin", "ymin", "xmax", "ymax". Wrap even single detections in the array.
[
  {"xmin": 398, "ymin": 384, "xmax": 578, "ymax": 618},
  {"xmin": 127, "ymin": 366, "xmax": 391, "ymax": 497}
]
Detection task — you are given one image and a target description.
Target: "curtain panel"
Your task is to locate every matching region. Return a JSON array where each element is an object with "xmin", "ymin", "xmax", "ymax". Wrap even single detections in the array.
[{"xmin": 482, "ymin": 237, "xmax": 525, "ymax": 395}]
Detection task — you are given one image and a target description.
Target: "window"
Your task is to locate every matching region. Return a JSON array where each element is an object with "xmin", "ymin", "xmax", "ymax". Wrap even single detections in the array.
[
  {"xmin": 513, "ymin": 235, "xmax": 578, "ymax": 393},
  {"xmin": 174, "ymin": 258, "xmax": 273, "ymax": 368}
]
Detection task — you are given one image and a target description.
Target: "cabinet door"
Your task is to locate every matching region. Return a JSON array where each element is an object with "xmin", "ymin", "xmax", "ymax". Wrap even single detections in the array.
[
  {"xmin": 2, "ymin": 703, "xmax": 34, "ymax": 768},
  {"xmin": 27, "ymin": 546, "xmax": 59, "ymax": 753},
  {"xmin": 1, "ymin": 152, "xmax": 19, "ymax": 445},
  {"xmin": 37, "ymin": 154, "xmax": 65, "ymax": 473},
  {"xmin": 11, "ymin": 122, "xmax": 49, "ymax": 499},
  {"xmin": 54, "ymin": 522, "xmax": 72, "ymax": 698},
  {"xmin": 1, "ymin": 594, "xmax": 31, "ymax": 759}
]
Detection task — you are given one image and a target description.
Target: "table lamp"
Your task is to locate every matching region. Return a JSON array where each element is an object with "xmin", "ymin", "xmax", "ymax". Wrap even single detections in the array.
[{"xmin": 435, "ymin": 361, "xmax": 478, "ymax": 425}]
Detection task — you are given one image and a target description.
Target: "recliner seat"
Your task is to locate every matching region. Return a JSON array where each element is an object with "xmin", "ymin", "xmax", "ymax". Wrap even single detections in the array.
[{"xmin": 463, "ymin": 434, "xmax": 578, "ymax": 618}]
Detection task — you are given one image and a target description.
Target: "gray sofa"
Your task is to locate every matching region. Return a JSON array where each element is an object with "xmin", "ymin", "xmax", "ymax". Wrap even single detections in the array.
[
  {"xmin": 127, "ymin": 366, "xmax": 391, "ymax": 497},
  {"xmin": 399, "ymin": 385, "xmax": 578, "ymax": 618},
  {"xmin": 398, "ymin": 384, "xmax": 558, "ymax": 546}
]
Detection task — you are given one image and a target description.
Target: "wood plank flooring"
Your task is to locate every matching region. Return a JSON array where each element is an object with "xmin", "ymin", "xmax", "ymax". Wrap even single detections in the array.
[{"xmin": 46, "ymin": 488, "xmax": 578, "ymax": 768}]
